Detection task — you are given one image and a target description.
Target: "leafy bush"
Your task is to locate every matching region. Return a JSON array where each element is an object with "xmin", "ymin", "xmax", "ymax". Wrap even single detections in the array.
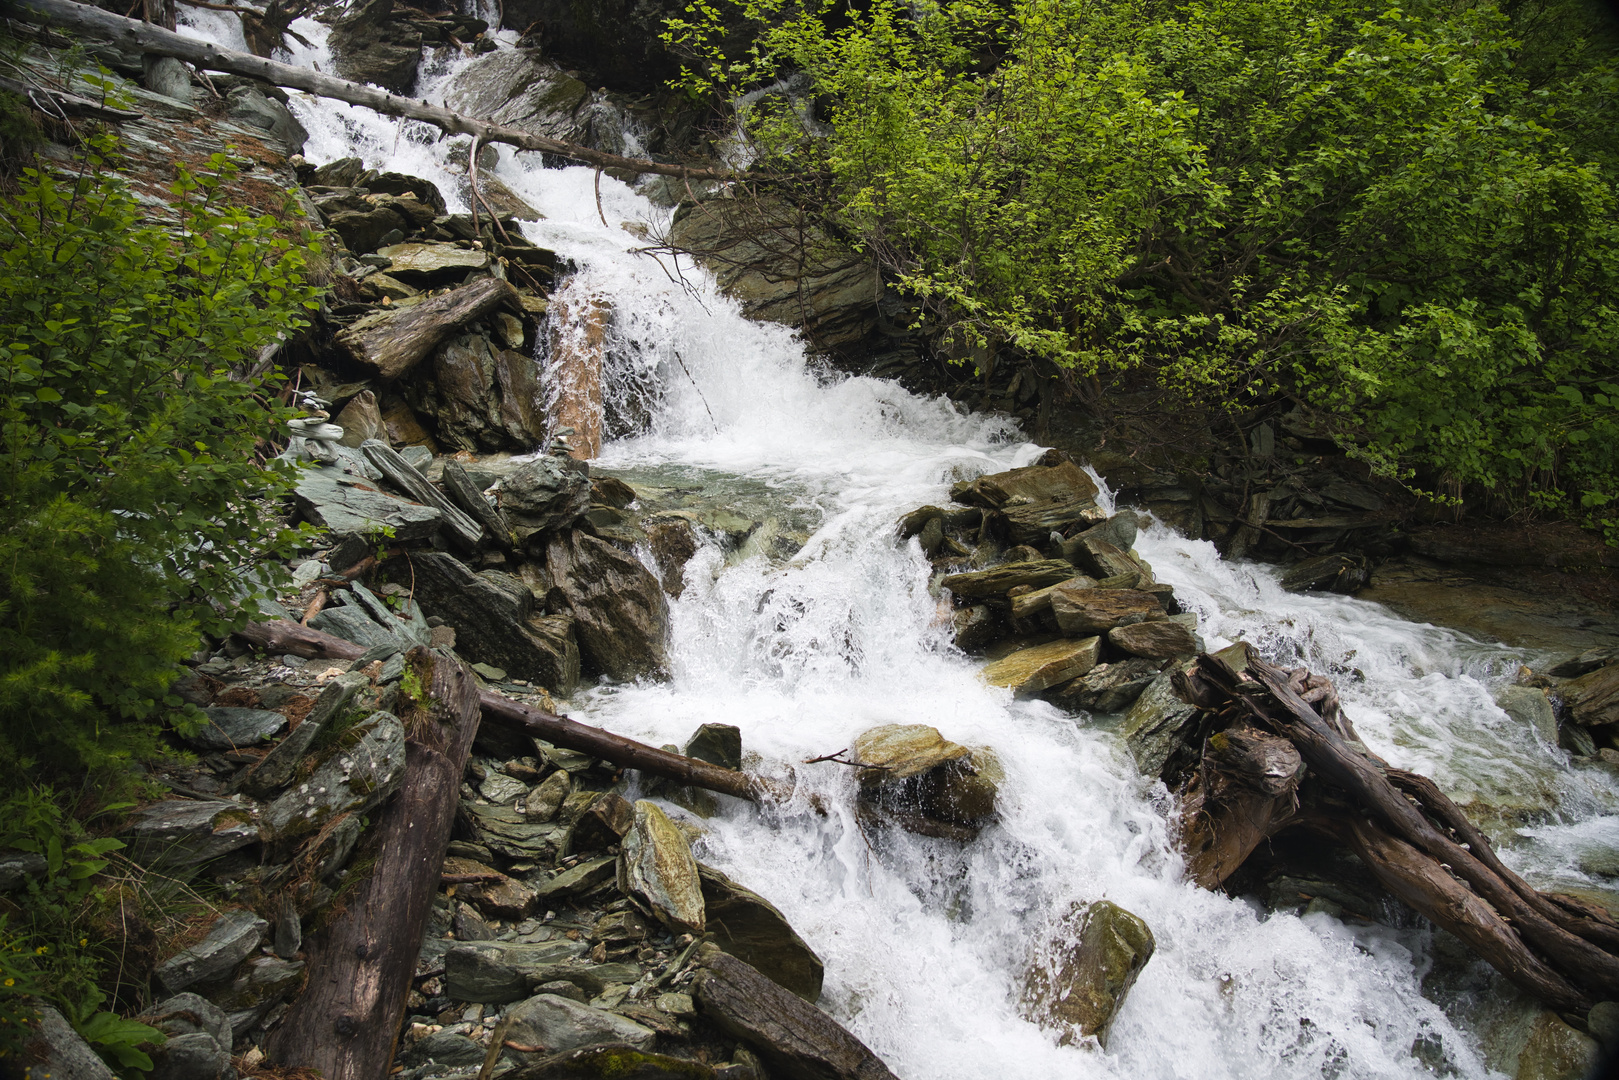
[
  {"xmin": 668, "ymin": 0, "xmax": 1619, "ymax": 529},
  {"xmin": 0, "ymin": 130, "xmax": 322, "ymax": 781}
]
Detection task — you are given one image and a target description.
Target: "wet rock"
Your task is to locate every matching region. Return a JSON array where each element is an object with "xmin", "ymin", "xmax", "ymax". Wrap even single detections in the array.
[
  {"xmin": 1120, "ymin": 671, "xmax": 1200, "ymax": 778},
  {"xmin": 1049, "ymin": 588, "xmax": 1163, "ymax": 637},
  {"xmin": 1499, "ymin": 686, "xmax": 1558, "ymax": 744},
  {"xmin": 952, "ymin": 605, "xmax": 1001, "ymax": 653},
  {"xmin": 685, "ymin": 724, "xmax": 743, "ymax": 771},
  {"xmin": 942, "ymin": 560, "xmax": 1080, "ymax": 601},
  {"xmin": 1046, "ymin": 658, "xmax": 1162, "ymax": 714},
  {"xmin": 1514, "ymin": 1011, "xmax": 1598, "ymax": 1080},
  {"xmin": 336, "ymin": 276, "xmax": 520, "ymax": 380},
  {"xmin": 1559, "ymin": 661, "xmax": 1619, "ymax": 727},
  {"xmin": 378, "ymin": 241, "xmax": 491, "ymax": 286},
  {"xmin": 481, "ymin": 771, "xmax": 530, "ymax": 804},
  {"xmin": 292, "ymin": 466, "xmax": 442, "ymax": 542},
  {"xmin": 444, "ymin": 939, "xmax": 590, "ymax": 1003},
  {"xmin": 954, "ymin": 459, "xmax": 1099, "ymax": 510},
  {"xmin": 261, "ymin": 711, "xmax": 407, "ymax": 840},
  {"xmin": 980, "ymin": 637, "xmax": 1101, "ymax": 696},
  {"xmin": 523, "ymin": 768, "xmax": 573, "ymax": 821},
  {"xmin": 594, "ymin": 908, "xmax": 654, "ymax": 945},
  {"xmin": 242, "ymin": 672, "xmax": 369, "ymax": 796},
  {"xmin": 1279, "ymin": 552, "xmax": 1371, "ymax": 594},
  {"xmin": 1108, "ymin": 620, "xmax": 1199, "ymax": 660},
  {"xmin": 400, "ymin": 551, "xmax": 580, "ymax": 693},
  {"xmin": 504, "ymin": 994, "xmax": 657, "ymax": 1060},
  {"xmin": 533, "ymin": 854, "xmax": 617, "ymax": 901},
  {"xmin": 1073, "ymin": 512, "xmax": 1140, "ymax": 553},
  {"xmin": 1548, "ymin": 647, "xmax": 1619, "ymax": 679},
  {"xmin": 546, "ymin": 530, "xmax": 670, "ymax": 680},
  {"xmin": 328, "ymin": 0, "xmax": 422, "ymax": 93},
  {"xmin": 647, "ymin": 515, "xmax": 701, "ymax": 598},
  {"xmin": 1021, "ymin": 900, "xmax": 1154, "ymax": 1047},
  {"xmin": 621, "ymin": 800, "xmax": 705, "ymax": 934},
  {"xmin": 154, "ymin": 909, "xmax": 267, "ymax": 996},
  {"xmin": 19, "ymin": 1004, "xmax": 117, "ymax": 1080},
  {"xmin": 405, "ymin": 333, "xmax": 547, "ymax": 452},
  {"xmin": 691, "ymin": 943, "xmax": 900, "ymax": 1080},
  {"xmin": 308, "ymin": 596, "xmax": 402, "ymax": 650},
  {"xmin": 443, "ymin": 49, "xmax": 592, "ymax": 143},
  {"xmin": 852, "ymin": 725, "xmax": 1001, "ymax": 836},
  {"xmin": 188, "ymin": 706, "xmax": 285, "ymax": 752},
  {"xmin": 122, "ymin": 800, "xmax": 259, "ymax": 871},
  {"xmin": 500, "ymin": 455, "xmax": 593, "ymax": 542},
  {"xmin": 227, "ymin": 84, "xmax": 306, "ymax": 155},
  {"xmin": 1064, "ymin": 537, "xmax": 1142, "ymax": 581},
  {"xmin": 507, "ymin": 1044, "xmax": 717, "ymax": 1079},
  {"xmin": 699, "ymin": 863, "xmax": 824, "ymax": 1002},
  {"xmin": 442, "ymin": 461, "xmax": 516, "ymax": 548}
]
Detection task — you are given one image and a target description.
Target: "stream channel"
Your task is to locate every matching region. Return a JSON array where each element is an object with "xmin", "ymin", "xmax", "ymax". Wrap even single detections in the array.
[{"xmin": 178, "ymin": 14, "xmax": 1619, "ymax": 1077}]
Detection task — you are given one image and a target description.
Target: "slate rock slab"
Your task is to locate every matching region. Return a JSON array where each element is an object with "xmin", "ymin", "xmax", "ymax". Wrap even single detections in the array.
[
  {"xmin": 261, "ymin": 711, "xmax": 406, "ymax": 840},
  {"xmin": 699, "ymin": 863, "xmax": 824, "ymax": 1003},
  {"xmin": 621, "ymin": 800, "xmax": 705, "ymax": 935},
  {"xmin": 545, "ymin": 530, "xmax": 670, "ymax": 681},
  {"xmin": 154, "ymin": 909, "xmax": 267, "ymax": 996},
  {"xmin": 502, "ymin": 994, "xmax": 656, "ymax": 1059},
  {"xmin": 122, "ymin": 800, "xmax": 260, "ymax": 871},
  {"xmin": 292, "ymin": 466, "xmax": 442, "ymax": 541},
  {"xmin": 188, "ymin": 707, "xmax": 286, "ymax": 752},
  {"xmin": 443, "ymin": 939, "xmax": 589, "ymax": 1003}
]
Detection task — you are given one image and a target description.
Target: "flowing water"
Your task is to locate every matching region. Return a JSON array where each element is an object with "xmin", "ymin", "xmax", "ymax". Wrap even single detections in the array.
[{"xmin": 175, "ymin": 16, "xmax": 1619, "ymax": 1076}]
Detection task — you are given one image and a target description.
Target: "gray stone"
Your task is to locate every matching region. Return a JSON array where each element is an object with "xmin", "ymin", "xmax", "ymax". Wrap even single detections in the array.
[
  {"xmin": 980, "ymin": 637, "xmax": 1101, "ymax": 696},
  {"xmin": 699, "ymin": 863, "xmax": 824, "ymax": 1003},
  {"xmin": 441, "ymin": 461, "xmax": 516, "ymax": 549},
  {"xmin": 394, "ymin": 551, "xmax": 579, "ymax": 693},
  {"xmin": 242, "ymin": 671, "xmax": 369, "ymax": 798},
  {"xmin": 335, "ymin": 389, "xmax": 386, "ymax": 449},
  {"xmin": 0, "ymin": 850, "xmax": 46, "ymax": 891},
  {"xmin": 292, "ymin": 465, "xmax": 442, "ymax": 542},
  {"xmin": 211, "ymin": 954, "xmax": 304, "ymax": 1013},
  {"xmin": 376, "ymin": 241, "xmax": 490, "ymax": 285},
  {"xmin": 1120, "ymin": 671, "xmax": 1199, "ymax": 779},
  {"xmin": 1073, "ymin": 512, "xmax": 1141, "ymax": 554},
  {"xmin": 122, "ymin": 800, "xmax": 260, "ymax": 871},
  {"xmin": 225, "ymin": 85, "xmax": 307, "ymax": 154},
  {"xmin": 261, "ymin": 711, "xmax": 407, "ymax": 840},
  {"xmin": 273, "ymin": 900, "xmax": 301, "ymax": 960},
  {"xmin": 187, "ymin": 707, "xmax": 285, "ymax": 752},
  {"xmin": 521, "ymin": 768, "xmax": 572, "ymax": 822},
  {"xmin": 685, "ymin": 723, "xmax": 742, "ymax": 772},
  {"xmin": 1021, "ymin": 900, "xmax": 1155, "ymax": 1048},
  {"xmin": 498, "ymin": 455, "xmax": 592, "ymax": 542},
  {"xmin": 327, "ymin": 0, "xmax": 423, "ymax": 93},
  {"xmin": 308, "ymin": 603, "xmax": 400, "ymax": 650},
  {"xmin": 532, "ymin": 854, "xmax": 616, "ymax": 900},
  {"xmin": 621, "ymin": 800, "xmax": 705, "ymax": 934},
  {"xmin": 154, "ymin": 909, "xmax": 267, "ymax": 996},
  {"xmin": 501, "ymin": 994, "xmax": 656, "ymax": 1060},
  {"xmin": 1108, "ymin": 620, "xmax": 1199, "ymax": 660},
  {"xmin": 346, "ymin": 579, "xmax": 431, "ymax": 647},
  {"xmin": 443, "ymin": 49, "xmax": 593, "ymax": 144},
  {"xmin": 1049, "ymin": 588, "xmax": 1163, "ymax": 637},
  {"xmin": 143, "ymin": 56, "xmax": 193, "ymax": 105},
  {"xmin": 1047, "ymin": 657, "xmax": 1162, "ymax": 714},
  {"xmin": 444, "ymin": 939, "xmax": 589, "ymax": 1003},
  {"xmin": 148, "ymin": 1030, "xmax": 231, "ymax": 1080},
  {"xmin": 403, "ymin": 332, "xmax": 547, "ymax": 453},
  {"xmin": 406, "ymin": 1031, "xmax": 485, "ymax": 1066},
  {"xmin": 545, "ymin": 530, "xmax": 670, "ymax": 681},
  {"xmin": 21, "ymin": 1004, "xmax": 117, "ymax": 1080},
  {"xmin": 1500, "ymin": 685, "xmax": 1559, "ymax": 744},
  {"xmin": 141, "ymin": 992, "xmax": 232, "ymax": 1050},
  {"xmin": 480, "ymin": 771, "xmax": 530, "ymax": 804},
  {"xmin": 942, "ymin": 560, "xmax": 1081, "ymax": 601},
  {"xmin": 461, "ymin": 802, "xmax": 568, "ymax": 861}
]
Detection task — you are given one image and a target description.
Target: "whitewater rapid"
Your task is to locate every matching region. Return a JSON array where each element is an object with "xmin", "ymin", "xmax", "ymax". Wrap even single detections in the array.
[{"xmin": 174, "ymin": 13, "xmax": 1619, "ymax": 1076}]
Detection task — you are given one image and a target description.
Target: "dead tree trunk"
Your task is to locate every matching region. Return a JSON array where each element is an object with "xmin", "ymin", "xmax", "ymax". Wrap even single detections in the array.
[
  {"xmin": 237, "ymin": 619, "xmax": 788, "ymax": 804},
  {"xmin": 266, "ymin": 647, "xmax": 481, "ymax": 1077},
  {"xmin": 11, "ymin": 0, "xmax": 767, "ymax": 183},
  {"xmin": 1172, "ymin": 648, "xmax": 1619, "ymax": 1015}
]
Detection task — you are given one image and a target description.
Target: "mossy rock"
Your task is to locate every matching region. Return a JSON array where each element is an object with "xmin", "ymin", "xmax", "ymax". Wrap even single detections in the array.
[{"xmin": 504, "ymin": 1043, "xmax": 716, "ymax": 1079}]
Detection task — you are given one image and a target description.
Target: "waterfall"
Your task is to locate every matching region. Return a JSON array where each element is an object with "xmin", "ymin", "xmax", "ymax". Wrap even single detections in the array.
[{"xmin": 177, "ymin": 13, "xmax": 1619, "ymax": 1076}]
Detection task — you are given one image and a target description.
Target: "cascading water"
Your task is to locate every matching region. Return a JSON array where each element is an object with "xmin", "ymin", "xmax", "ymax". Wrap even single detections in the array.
[{"xmin": 176, "ymin": 13, "xmax": 1619, "ymax": 1075}]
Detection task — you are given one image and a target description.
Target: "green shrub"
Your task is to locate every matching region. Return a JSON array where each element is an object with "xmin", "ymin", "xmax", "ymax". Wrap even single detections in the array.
[{"xmin": 0, "ymin": 129, "xmax": 323, "ymax": 782}]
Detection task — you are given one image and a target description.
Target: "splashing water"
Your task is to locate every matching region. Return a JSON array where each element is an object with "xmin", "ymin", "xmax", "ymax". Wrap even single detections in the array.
[{"xmin": 176, "ymin": 14, "xmax": 1619, "ymax": 1075}]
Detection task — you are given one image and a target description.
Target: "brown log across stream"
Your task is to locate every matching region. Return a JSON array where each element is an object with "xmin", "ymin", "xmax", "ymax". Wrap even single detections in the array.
[{"xmin": 1171, "ymin": 646, "xmax": 1619, "ymax": 1014}]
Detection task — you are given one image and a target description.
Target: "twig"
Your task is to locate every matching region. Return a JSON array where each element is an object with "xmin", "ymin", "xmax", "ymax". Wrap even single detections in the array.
[
  {"xmin": 671, "ymin": 350, "xmax": 718, "ymax": 432},
  {"xmin": 803, "ymin": 750, "xmax": 888, "ymax": 769},
  {"xmin": 593, "ymin": 166, "xmax": 607, "ymax": 227}
]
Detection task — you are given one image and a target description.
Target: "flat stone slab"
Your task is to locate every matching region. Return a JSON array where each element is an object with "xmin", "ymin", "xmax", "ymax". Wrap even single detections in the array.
[
  {"xmin": 122, "ymin": 800, "xmax": 261, "ymax": 871},
  {"xmin": 376, "ymin": 241, "xmax": 490, "ymax": 283},
  {"xmin": 154, "ymin": 909, "xmax": 267, "ymax": 995},
  {"xmin": 980, "ymin": 637, "xmax": 1101, "ymax": 696},
  {"xmin": 444, "ymin": 939, "xmax": 589, "ymax": 1003},
  {"xmin": 293, "ymin": 466, "xmax": 442, "ymax": 541},
  {"xmin": 189, "ymin": 707, "xmax": 286, "ymax": 751}
]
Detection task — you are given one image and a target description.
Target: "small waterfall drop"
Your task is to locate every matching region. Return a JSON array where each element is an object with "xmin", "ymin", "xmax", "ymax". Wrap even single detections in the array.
[{"xmin": 175, "ymin": 13, "xmax": 1619, "ymax": 1076}]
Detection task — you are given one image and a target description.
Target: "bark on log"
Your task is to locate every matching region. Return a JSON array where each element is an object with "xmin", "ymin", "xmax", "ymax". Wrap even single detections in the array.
[
  {"xmin": 334, "ymin": 275, "xmax": 519, "ymax": 381},
  {"xmin": 10, "ymin": 0, "xmax": 769, "ymax": 183},
  {"xmin": 1176, "ymin": 723, "xmax": 1302, "ymax": 889},
  {"xmin": 1172, "ymin": 649, "xmax": 1619, "ymax": 1013},
  {"xmin": 266, "ymin": 647, "xmax": 482, "ymax": 1077},
  {"xmin": 236, "ymin": 619, "xmax": 789, "ymax": 804}
]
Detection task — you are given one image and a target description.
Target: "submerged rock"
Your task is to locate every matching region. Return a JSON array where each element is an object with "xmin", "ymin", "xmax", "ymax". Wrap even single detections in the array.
[
  {"xmin": 1021, "ymin": 900, "xmax": 1155, "ymax": 1047},
  {"xmin": 620, "ymin": 800, "xmax": 705, "ymax": 935}
]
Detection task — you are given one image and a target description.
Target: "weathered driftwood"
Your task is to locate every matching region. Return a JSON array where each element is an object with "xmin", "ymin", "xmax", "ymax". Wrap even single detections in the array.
[
  {"xmin": 11, "ymin": 0, "xmax": 766, "ymax": 183},
  {"xmin": 1173, "ymin": 648, "xmax": 1619, "ymax": 1014},
  {"xmin": 333, "ymin": 276, "xmax": 518, "ymax": 381},
  {"xmin": 237, "ymin": 619, "xmax": 788, "ymax": 804},
  {"xmin": 267, "ymin": 647, "xmax": 482, "ymax": 1076}
]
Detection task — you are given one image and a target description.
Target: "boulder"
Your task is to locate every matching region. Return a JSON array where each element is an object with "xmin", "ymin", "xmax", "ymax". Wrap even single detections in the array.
[
  {"xmin": 327, "ymin": 0, "xmax": 422, "ymax": 92},
  {"xmin": 153, "ymin": 909, "xmax": 267, "ymax": 995},
  {"xmin": 569, "ymin": 792, "xmax": 634, "ymax": 852},
  {"xmin": 140, "ymin": 993, "xmax": 231, "ymax": 1054},
  {"xmin": 260, "ymin": 711, "xmax": 407, "ymax": 840},
  {"xmin": 225, "ymin": 84, "xmax": 306, "ymax": 154},
  {"xmin": 441, "ymin": 461, "xmax": 516, "ymax": 548},
  {"xmin": 1064, "ymin": 537, "xmax": 1142, "ymax": 581},
  {"xmin": 334, "ymin": 390, "xmax": 386, "ymax": 448},
  {"xmin": 502, "ymin": 995, "xmax": 657, "ymax": 1059},
  {"xmin": 1020, "ymin": 900, "xmax": 1155, "ymax": 1047},
  {"xmin": 685, "ymin": 723, "xmax": 743, "ymax": 771},
  {"xmin": 398, "ymin": 551, "xmax": 580, "ymax": 693},
  {"xmin": 1499, "ymin": 686, "xmax": 1558, "ymax": 744},
  {"xmin": 852, "ymin": 725, "xmax": 1001, "ymax": 836},
  {"xmin": 953, "ymin": 461, "xmax": 1105, "ymax": 545},
  {"xmin": 308, "ymin": 599, "xmax": 402, "ymax": 650},
  {"xmin": 499, "ymin": 456, "xmax": 593, "ymax": 542},
  {"xmin": 1560, "ymin": 661, "xmax": 1619, "ymax": 727},
  {"xmin": 952, "ymin": 604, "xmax": 1002, "ymax": 653},
  {"xmin": 188, "ymin": 707, "xmax": 285, "ymax": 752},
  {"xmin": 699, "ymin": 863, "xmax": 824, "ymax": 1002},
  {"xmin": 545, "ymin": 531, "xmax": 670, "ymax": 680},
  {"xmin": 404, "ymin": 1031, "xmax": 485, "ymax": 1067},
  {"xmin": 1120, "ymin": 670, "xmax": 1200, "ymax": 778},
  {"xmin": 620, "ymin": 800, "xmax": 705, "ymax": 934},
  {"xmin": 335, "ymin": 276, "xmax": 520, "ymax": 380},
  {"xmin": 1548, "ymin": 647, "xmax": 1619, "ymax": 679},
  {"xmin": 122, "ymin": 800, "xmax": 259, "ymax": 871},
  {"xmin": 1072, "ymin": 512, "xmax": 1141, "ymax": 553},
  {"xmin": 980, "ymin": 637, "xmax": 1101, "ymax": 696},
  {"xmin": 443, "ymin": 939, "xmax": 589, "ymax": 1003},
  {"xmin": 403, "ymin": 333, "xmax": 547, "ymax": 453},
  {"xmin": 646, "ymin": 515, "xmax": 701, "ymax": 597},
  {"xmin": 1108, "ymin": 620, "xmax": 1199, "ymax": 660},
  {"xmin": 1514, "ymin": 1011, "xmax": 1599, "ymax": 1080},
  {"xmin": 1049, "ymin": 588, "xmax": 1163, "ymax": 637},
  {"xmin": 376, "ymin": 241, "xmax": 491, "ymax": 286},
  {"xmin": 292, "ymin": 466, "xmax": 441, "ymax": 542},
  {"xmin": 442, "ymin": 49, "xmax": 592, "ymax": 144},
  {"xmin": 941, "ymin": 560, "xmax": 1079, "ymax": 601},
  {"xmin": 448, "ymin": 858, "xmax": 538, "ymax": 921},
  {"xmin": 1279, "ymin": 552, "xmax": 1371, "ymax": 594},
  {"xmin": 147, "ymin": 1030, "xmax": 230, "ymax": 1080},
  {"xmin": 1046, "ymin": 657, "xmax": 1162, "ymax": 714},
  {"xmin": 690, "ymin": 944, "xmax": 900, "ymax": 1080}
]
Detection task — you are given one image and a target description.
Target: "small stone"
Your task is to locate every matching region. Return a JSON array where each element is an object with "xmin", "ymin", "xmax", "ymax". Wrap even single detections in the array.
[
  {"xmin": 479, "ymin": 771, "xmax": 528, "ymax": 804},
  {"xmin": 471, "ymin": 662, "xmax": 509, "ymax": 682}
]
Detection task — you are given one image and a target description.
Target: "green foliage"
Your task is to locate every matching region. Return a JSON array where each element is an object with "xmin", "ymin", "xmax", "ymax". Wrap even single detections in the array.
[
  {"xmin": 0, "ymin": 133, "xmax": 323, "ymax": 780},
  {"xmin": 668, "ymin": 0, "xmax": 1619, "ymax": 530}
]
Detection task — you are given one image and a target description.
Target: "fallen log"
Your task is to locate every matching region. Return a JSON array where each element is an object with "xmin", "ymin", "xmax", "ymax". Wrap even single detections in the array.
[
  {"xmin": 10, "ymin": 0, "xmax": 767, "ymax": 183},
  {"xmin": 266, "ymin": 646, "xmax": 482, "ymax": 1077},
  {"xmin": 1170, "ymin": 646, "xmax": 1619, "ymax": 1014},
  {"xmin": 236, "ymin": 618, "xmax": 789, "ymax": 804}
]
